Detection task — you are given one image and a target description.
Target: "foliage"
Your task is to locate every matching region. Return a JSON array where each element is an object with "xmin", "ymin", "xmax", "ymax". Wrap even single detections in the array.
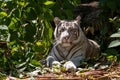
[
  {"xmin": 108, "ymin": 17, "xmax": 120, "ymax": 48},
  {"xmin": 0, "ymin": 0, "xmax": 80, "ymax": 77},
  {"xmin": 109, "ymin": 28, "xmax": 120, "ymax": 48},
  {"xmin": 99, "ymin": 0, "xmax": 120, "ymax": 61}
]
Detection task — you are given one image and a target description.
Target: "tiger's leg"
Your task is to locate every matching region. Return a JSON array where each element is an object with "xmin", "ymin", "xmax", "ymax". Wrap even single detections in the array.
[
  {"xmin": 46, "ymin": 56, "xmax": 61, "ymax": 68},
  {"xmin": 46, "ymin": 56, "xmax": 56, "ymax": 67},
  {"xmin": 64, "ymin": 56, "xmax": 85, "ymax": 71}
]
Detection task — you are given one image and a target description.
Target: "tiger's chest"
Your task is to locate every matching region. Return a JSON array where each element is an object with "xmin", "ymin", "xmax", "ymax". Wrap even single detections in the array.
[{"xmin": 54, "ymin": 43, "xmax": 86, "ymax": 61}]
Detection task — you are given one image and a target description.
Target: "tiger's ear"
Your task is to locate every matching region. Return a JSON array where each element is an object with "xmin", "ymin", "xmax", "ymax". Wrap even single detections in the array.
[
  {"xmin": 54, "ymin": 17, "xmax": 61, "ymax": 26},
  {"xmin": 75, "ymin": 16, "xmax": 81, "ymax": 25}
]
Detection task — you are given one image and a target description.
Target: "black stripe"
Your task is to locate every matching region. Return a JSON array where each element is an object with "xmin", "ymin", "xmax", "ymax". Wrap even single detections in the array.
[
  {"xmin": 68, "ymin": 39, "xmax": 83, "ymax": 58},
  {"xmin": 70, "ymin": 47, "xmax": 82, "ymax": 59},
  {"xmin": 65, "ymin": 43, "xmax": 78, "ymax": 58},
  {"xmin": 90, "ymin": 41, "xmax": 95, "ymax": 56},
  {"xmin": 66, "ymin": 45, "xmax": 75, "ymax": 58},
  {"xmin": 53, "ymin": 48, "xmax": 61, "ymax": 61},
  {"xmin": 74, "ymin": 23, "xmax": 80, "ymax": 37},
  {"xmin": 56, "ymin": 22, "xmax": 62, "ymax": 37},
  {"xmin": 56, "ymin": 46, "xmax": 65, "ymax": 59}
]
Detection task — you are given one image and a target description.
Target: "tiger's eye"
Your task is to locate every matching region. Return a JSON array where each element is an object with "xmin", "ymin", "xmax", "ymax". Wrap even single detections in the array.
[
  {"xmin": 74, "ymin": 30, "xmax": 77, "ymax": 34},
  {"xmin": 60, "ymin": 28, "xmax": 65, "ymax": 32},
  {"xmin": 72, "ymin": 30, "xmax": 77, "ymax": 34}
]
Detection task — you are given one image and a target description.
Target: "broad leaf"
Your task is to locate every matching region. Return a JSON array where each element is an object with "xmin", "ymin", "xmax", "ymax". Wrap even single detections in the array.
[
  {"xmin": 18, "ymin": 66, "xmax": 27, "ymax": 72},
  {"xmin": 16, "ymin": 62, "xmax": 27, "ymax": 68},
  {"xmin": 0, "ymin": 12, "xmax": 8, "ymax": 17},
  {"xmin": 31, "ymin": 60, "xmax": 42, "ymax": 67},
  {"xmin": 44, "ymin": 1, "xmax": 55, "ymax": 6},
  {"xmin": 108, "ymin": 40, "xmax": 120, "ymax": 48},
  {"xmin": 110, "ymin": 32, "xmax": 120, "ymax": 37},
  {"xmin": 0, "ymin": 25, "xmax": 8, "ymax": 30}
]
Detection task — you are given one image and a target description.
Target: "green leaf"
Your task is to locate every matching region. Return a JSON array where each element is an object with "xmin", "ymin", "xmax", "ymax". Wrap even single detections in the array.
[
  {"xmin": 3, "ymin": 17, "xmax": 11, "ymax": 26},
  {"xmin": 33, "ymin": 45, "xmax": 44, "ymax": 52},
  {"xmin": 18, "ymin": 66, "xmax": 27, "ymax": 72},
  {"xmin": 44, "ymin": 20, "xmax": 53, "ymax": 38},
  {"xmin": 17, "ymin": 1, "xmax": 29, "ymax": 7},
  {"xmin": 44, "ymin": 9, "xmax": 53, "ymax": 20},
  {"xmin": 107, "ymin": 55, "xmax": 117, "ymax": 61},
  {"xmin": 8, "ymin": 18, "xmax": 18, "ymax": 30},
  {"xmin": 13, "ymin": 8, "xmax": 21, "ymax": 18},
  {"xmin": 15, "ymin": 62, "xmax": 27, "ymax": 68},
  {"xmin": 110, "ymin": 32, "xmax": 120, "ymax": 37},
  {"xmin": 31, "ymin": 60, "xmax": 41, "ymax": 66},
  {"xmin": 108, "ymin": 40, "xmax": 120, "ymax": 48},
  {"xmin": 44, "ymin": 1, "xmax": 55, "ymax": 5},
  {"xmin": 0, "ymin": 2, "xmax": 5, "ymax": 8},
  {"xmin": 0, "ymin": 25, "xmax": 8, "ymax": 30},
  {"xmin": 0, "ymin": 12, "xmax": 8, "ymax": 17},
  {"xmin": 4, "ymin": 57, "xmax": 7, "ymax": 63},
  {"xmin": 109, "ymin": 18, "xmax": 114, "ymax": 22}
]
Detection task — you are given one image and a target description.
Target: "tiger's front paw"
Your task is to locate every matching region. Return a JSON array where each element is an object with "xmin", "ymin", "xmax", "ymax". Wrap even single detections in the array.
[
  {"xmin": 52, "ymin": 61, "xmax": 61, "ymax": 67},
  {"xmin": 63, "ymin": 61, "xmax": 76, "ymax": 72}
]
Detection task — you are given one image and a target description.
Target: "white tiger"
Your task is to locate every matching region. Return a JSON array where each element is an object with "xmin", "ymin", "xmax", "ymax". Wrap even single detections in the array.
[{"xmin": 46, "ymin": 16, "xmax": 100, "ymax": 71}]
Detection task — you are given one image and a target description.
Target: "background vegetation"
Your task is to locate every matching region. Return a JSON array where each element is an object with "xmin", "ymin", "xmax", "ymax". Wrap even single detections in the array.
[{"xmin": 0, "ymin": 0, "xmax": 120, "ymax": 78}]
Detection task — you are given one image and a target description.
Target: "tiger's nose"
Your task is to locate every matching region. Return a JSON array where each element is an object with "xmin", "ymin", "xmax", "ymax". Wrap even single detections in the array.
[{"xmin": 64, "ymin": 36, "xmax": 69, "ymax": 40}]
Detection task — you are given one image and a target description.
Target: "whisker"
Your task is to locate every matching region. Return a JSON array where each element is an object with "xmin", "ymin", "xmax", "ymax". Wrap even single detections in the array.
[{"xmin": 53, "ymin": 38, "xmax": 61, "ymax": 46}]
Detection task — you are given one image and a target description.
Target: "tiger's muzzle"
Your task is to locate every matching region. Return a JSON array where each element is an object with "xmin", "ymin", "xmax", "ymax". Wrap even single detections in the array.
[{"xmin": 60, "ymin": 31, "xmax": 73, "ymax": 47}]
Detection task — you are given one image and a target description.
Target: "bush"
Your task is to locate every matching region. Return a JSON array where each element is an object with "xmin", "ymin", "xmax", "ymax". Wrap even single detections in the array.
[
  {"xmin": 0, "ymin": 0, "xmax": 80, "ymax": 77},
  {"xmin": 99, "ymin": 0, "xmax": 120, "ymax": 60}
]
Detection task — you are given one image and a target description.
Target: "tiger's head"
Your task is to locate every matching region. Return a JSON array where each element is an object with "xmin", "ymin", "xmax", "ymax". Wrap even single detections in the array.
[{"xmin": 54, "ymin": 16, "xmax": 84, "ymax": 47}]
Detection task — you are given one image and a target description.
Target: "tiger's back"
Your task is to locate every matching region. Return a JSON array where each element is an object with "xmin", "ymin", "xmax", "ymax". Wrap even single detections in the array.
[{"xmin": 86, "ymin": 39, "xmax": 100, "ymax": 59}]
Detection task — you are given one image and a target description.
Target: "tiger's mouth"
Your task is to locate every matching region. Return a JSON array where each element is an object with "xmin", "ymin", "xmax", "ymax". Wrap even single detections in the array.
[{"xmin": 61, "ymin": 42, "xmax": 72, "ymax": 47}]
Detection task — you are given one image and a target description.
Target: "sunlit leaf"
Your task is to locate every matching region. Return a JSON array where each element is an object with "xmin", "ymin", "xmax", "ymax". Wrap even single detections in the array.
[
  {"xmin": 44, "ymin": 1, "xmax": 55, "ymax": 5},
  {"xmin": 4, "ymin": 57, "xmax": 7, "ymax": 63},
  {"xmin": 18, "ymin": 66, "xmax": 27, "ymax": 72},
  {"xmin": 11, "ymin": 46, "xmax": 18, "ymax": 53},
  {"xmin": 0, "ymin": 25, "xmax": 8, "ymax": 30},
  {"xmin": 0, "ymin": 12, "xmax": 8, "ymax": 17},
  {"xmin": 8, "ymin": 18, "xmax": 18, "ymax": 30},
  {"xmin": 31, "ymin": 60, "xmax": 42, "ymax": 66},
  {"xmin": 15, "ymin": 62, "xmax": 27, "ymax": 68},
  {"xmin": 17, "ymin": 1, "xmax": 29, "ymax": 7},
  {"xmin": 109, "ymin": 18, "xmax": 113, "ymax": 22},
  {"xmin": 108, "ymin": 40, "xmax": 120, "ymax": 48},
  {"xmin": 110, "ymin": 32, "xmax": 120, "ymax": 37},
  {"xmin": 36, "ymin": 41, "xmax": 42, "ymax": 46},
  {"xmin": 44, "ymin": 20, "xmax": 53, "ymax": 39},
  {"xmin": 4, "ymin": 0, "xmax": 12, "ymax": 2},
  {"xmin": 107, "ymin": 55, "xmax": 117, "ymax": 61}
]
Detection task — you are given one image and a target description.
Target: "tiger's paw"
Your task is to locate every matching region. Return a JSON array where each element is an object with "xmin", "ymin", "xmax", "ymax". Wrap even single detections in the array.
[
  {"xmin": 52, "ymin": 61, "xmax": 61, "ymax": 67},
  {"xmin": 63, "ymin": 61, "xmax": 76, "ymax": 72}
]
